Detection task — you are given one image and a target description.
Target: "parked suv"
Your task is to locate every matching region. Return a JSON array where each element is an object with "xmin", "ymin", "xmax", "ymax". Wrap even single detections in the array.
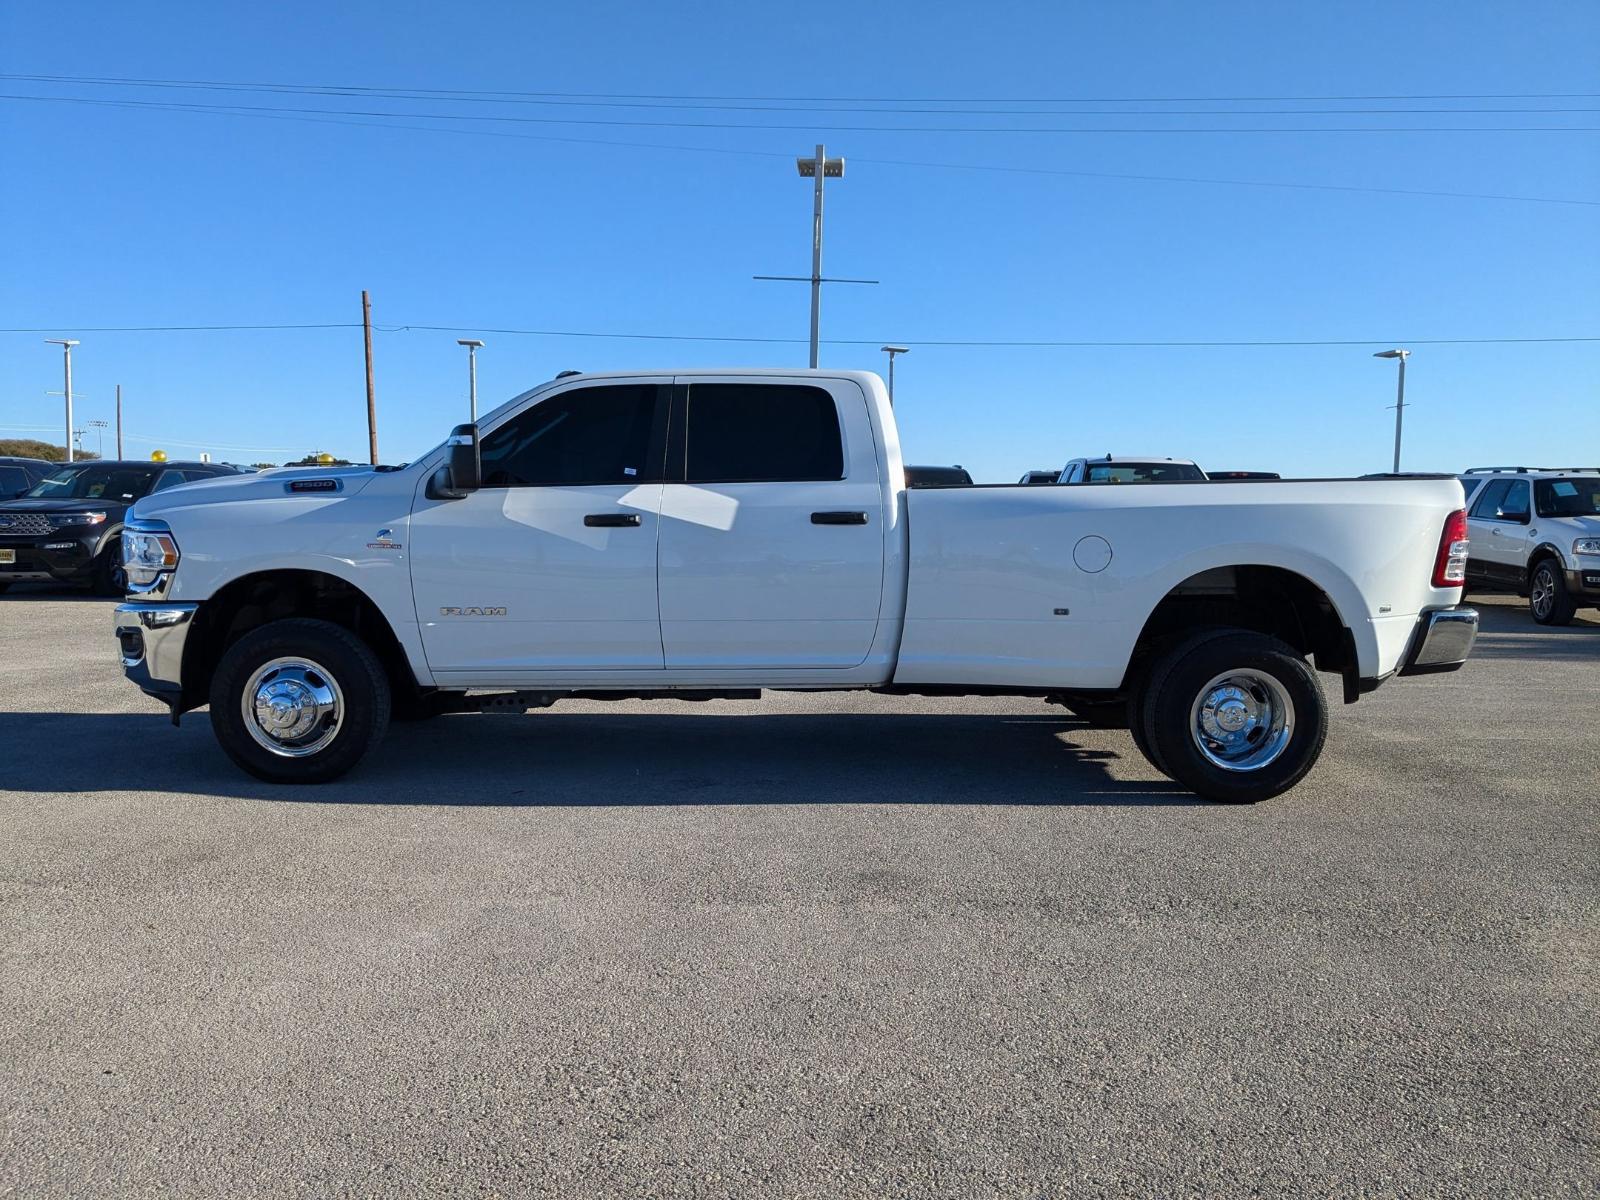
[
  {"xmin": 1059, "ymin": 455, "xmax": 1206, "ymax": 484},
  {"xmin": 0, "ymin": 456, "xmax": 54, "ymax": 499},
  {"xmin": 0, "ymin": 460, "xmax": 239, "ymax": 595},
  {"xmin": 1461, "ymin": 467, "xmax": 1600, "ymax": 624}
]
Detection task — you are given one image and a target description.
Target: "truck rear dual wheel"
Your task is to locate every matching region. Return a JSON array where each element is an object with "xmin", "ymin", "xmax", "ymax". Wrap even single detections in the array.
[
  {"xmin": 209, "ymin": 618, "xmax": 391, "ymax": 784},
  {"xmin": 1136, "ymin": 629, "xmax": 1328, "ymax": 804}
]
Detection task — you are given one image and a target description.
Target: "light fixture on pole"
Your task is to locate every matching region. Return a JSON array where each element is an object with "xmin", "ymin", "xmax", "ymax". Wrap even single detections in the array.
[
  {"xmin": 456, "ymin": 339, "xmax": 485, "ymax": 421},
  {"xmin": 754, "ymin": 144, "xmax": 877, "ymax": 368},
  {"xmin": 1373, "ymin": 349, "xmax": 1411, "ymax": 474},
  {"xmin": 87, "ymin": 419, "xmax": 109, "ymax": 459},
  {"xmin": 44, "ymin": 339, "xmax": 79, "ymax": 462},
  {"xmin": 881, "ymin": 346, "xmax": 910, "ymax": 405}
]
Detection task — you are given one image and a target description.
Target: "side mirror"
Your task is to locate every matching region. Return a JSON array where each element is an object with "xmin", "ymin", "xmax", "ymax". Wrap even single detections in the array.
[{"xmin": 428, "ymin": 424, "xmax": 480, "ymax": 499}]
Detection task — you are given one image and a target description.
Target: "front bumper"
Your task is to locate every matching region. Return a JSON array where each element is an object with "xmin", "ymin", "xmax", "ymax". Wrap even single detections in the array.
[
  {"xmin": 1398, "ymin": 605, "xmax": 1479, "ymax": 676},
  {"xmin": 1567, "ymin": 566, "xmax": 1600, "ymax": 601},
  {"xmin": 0, "ymin": 535, "xmax": 96, "ymax": 583},
  {"xmin": 114, "ymin": 601, "xmax": 199, "ymax": 703}
]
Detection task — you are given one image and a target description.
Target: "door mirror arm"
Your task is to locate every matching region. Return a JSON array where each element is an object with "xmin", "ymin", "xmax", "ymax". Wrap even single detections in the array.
[{"xmin": 427, "ymin": 424, "xmax": 481, "ymax": 500}]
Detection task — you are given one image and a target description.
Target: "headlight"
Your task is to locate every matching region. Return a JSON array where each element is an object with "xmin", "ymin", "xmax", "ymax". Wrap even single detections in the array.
[
  {"xmin": 54, "ymin": 512, "xmax": 107, "ymax": 527},
  {"xmin": 1575, "ymin": 537, "xmax": 1600, "ymax": 557},
  {"xmin": 123, "ymin": 527, "xmax": 180, "ymax": 585}
]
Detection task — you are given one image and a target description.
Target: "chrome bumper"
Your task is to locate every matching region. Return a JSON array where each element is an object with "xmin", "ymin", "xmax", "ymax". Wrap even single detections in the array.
[
  {"xmin": 114, "ymin": 601, "xmax": 199, "ymax": 700},
  {"xmin": 1398, "ymin": 605, "xmax": 1478, "ymax": 676}
]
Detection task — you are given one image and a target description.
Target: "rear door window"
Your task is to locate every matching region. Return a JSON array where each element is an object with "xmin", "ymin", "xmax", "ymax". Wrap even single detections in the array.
[
  {"xmin": 1499, "ymin": 481, "xmax": 1531, "ymax": 521},
  {"xmin": 683, "ymin": 384, "xmax": 844, "ymax": 483},
  {"xmin": 1469, "ymin": 479, "xmax": 1510, "ymax": 519}
]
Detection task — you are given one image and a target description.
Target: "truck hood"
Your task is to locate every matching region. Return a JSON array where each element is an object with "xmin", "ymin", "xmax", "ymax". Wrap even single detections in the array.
[{"xmin": 130, "ymin": 466, "xmax": 386, "ymax": 521}]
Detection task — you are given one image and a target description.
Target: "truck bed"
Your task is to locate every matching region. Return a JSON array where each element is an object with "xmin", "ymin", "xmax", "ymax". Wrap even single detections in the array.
[{"xmin": 896, "ymin": 477, "xmax": 1467, "ymax": 689}]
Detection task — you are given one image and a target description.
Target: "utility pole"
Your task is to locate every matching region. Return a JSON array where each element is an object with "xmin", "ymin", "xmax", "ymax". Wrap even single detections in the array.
[
  {"xmin": 115, "ymin": 384, "xmax": 124, "ymax": 458},
  {"xmin": 457, "ymin": 339, "xmax": 485, "ymax": 421},
  {"xmin": 754, "ymin": 145, "xmax": 875, "ymax": 368},
  {"xmin": 45, "ymin": 339, "xmax": 79, "ymax": 462},
  {"xmin": 362, "ymin": 290, "xmax": 379, "ymax": 465},
  {"xmin": 1373, "ymin": 348, "xmax": 1411, "ymax": 473}
]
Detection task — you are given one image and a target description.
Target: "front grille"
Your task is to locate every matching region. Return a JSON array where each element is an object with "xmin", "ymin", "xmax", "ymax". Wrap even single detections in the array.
[{"xmin": 0, "ymin": 514, "xmax": 54, "ymax": 537}]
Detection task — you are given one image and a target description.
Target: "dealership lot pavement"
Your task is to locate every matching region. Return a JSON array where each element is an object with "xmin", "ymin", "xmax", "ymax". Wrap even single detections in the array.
[{"xmin": 2, "ymin": 589, "xmax": 1596, "ymax": 1198}]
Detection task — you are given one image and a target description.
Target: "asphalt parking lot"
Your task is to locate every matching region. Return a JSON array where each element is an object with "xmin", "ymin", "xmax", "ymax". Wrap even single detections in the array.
[{"xmin": 2, "ymin": 588, "xmax": 1596, "ymax": 1198}]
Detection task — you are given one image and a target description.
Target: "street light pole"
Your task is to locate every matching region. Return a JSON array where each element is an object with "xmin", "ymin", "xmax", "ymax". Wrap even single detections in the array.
[
  {"xmin": 44, "ymin": 339, "xmax": 79, "ymax": 463},
  {"xmin": 87, "ymin": 419, "xmax": 109, "ymax": 459},
  {"xmin": 881, "ymin": 345, "xmax": 909, "ymax": 405},
  {"xmin": 805, "ymin": 145, "xmax": 826, "ymax": 368},
  {"xmin": 1374, "ymin": 349, "xmax": 1411, "ymax": 473},
  {"xmin": 457, "ymin": 339, "xmax": 485, "ymax": 421},
  {"xmin": 754, "ymin": 146, "xmax": 872, "ymax": 369}
]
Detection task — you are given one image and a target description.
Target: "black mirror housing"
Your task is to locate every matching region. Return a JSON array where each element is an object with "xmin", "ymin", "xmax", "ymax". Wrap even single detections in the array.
[{"xmin": 428, "ymin": 423, "xmax": 480, "ymax": 499}]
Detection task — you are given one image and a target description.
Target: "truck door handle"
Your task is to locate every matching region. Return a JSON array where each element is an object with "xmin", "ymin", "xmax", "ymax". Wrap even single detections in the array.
[
  {"xmin": 811, "ymin": 511, "xmax": 868, "ymax": 525},
  {"xmin": 583, "ymin": 513, "xmax": 641, "ymax": 527}
]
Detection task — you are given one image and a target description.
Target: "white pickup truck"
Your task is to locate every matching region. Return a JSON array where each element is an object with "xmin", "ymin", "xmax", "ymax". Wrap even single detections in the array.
[{"xmin": 114, "ymin": 369, "xmax": 1478, "ymax": 802}]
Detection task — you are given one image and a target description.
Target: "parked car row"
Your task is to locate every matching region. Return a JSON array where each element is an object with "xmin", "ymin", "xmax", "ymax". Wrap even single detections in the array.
[
  {"xmin": 0, "ymin": 459, "xmax": 245, "ymax": 595},
  {"xmin": 1016, "ymin": 457, "xmax": 1280, "ymax": 485}
]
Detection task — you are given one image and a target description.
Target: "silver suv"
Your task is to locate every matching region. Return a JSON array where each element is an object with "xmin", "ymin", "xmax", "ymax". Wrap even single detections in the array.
[{"xmin": 1459, "ymin": 467, "xmax": 1600, "ymax": 625}]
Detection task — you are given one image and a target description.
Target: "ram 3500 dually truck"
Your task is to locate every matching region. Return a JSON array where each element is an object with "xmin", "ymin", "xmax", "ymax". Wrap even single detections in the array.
[{"xmin": 114, "ymin": 370, "xmax": 1477, "ymax": 802}]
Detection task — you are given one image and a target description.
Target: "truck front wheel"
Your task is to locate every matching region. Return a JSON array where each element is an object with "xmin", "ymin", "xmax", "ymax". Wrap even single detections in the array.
[
  {"xmin": 209, "ymin": 618, "xmax": 391, "ymax": 784},
  {"xmin": 1141, "ymin": 630, "xmax": 1327, "ymax": 804}
]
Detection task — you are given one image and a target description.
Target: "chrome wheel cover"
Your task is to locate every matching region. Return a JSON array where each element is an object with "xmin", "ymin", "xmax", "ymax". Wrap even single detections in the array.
[
  {"xmin": 242, "ymin": 657, "xmax": 345, "ymax": 758},
  {"xmin": 1189, "ymin": 668, "xmax": 1295, "ymax": 773},
  {"xmin": 1531, "ymin": 567, "xmax": 1554, "ymax": 618}
]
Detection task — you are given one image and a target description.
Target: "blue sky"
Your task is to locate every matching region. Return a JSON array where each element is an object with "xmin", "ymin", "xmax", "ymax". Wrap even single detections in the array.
[{"xmin": 2, "ymin": 1, "xmax": 1596, "ymax": 478}]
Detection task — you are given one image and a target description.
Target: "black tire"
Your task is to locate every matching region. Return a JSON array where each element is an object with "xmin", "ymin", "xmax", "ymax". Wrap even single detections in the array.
[
  {"xmin": 0, "ymin": 582, "xmax": 11, "ymax": 595},
  {"xmin": 1126, "ymin": 687, "xmax": 1164, "ymax": 775},
  {"xmin": 209, "ymin": 618, "xmax": 391, "ymax": 784},
  {"xmin": 92, "ymin": 536, "xmax": 126, "ymax": 597},
  {"xmin": 1142, "ymin": 630, "xmax": 1327, "ymax": 804},
  {"xmin": 1126, "ymin": 628, "xmax": 1238, "ymax": 778},
  {"xmin": 1529, "ymin": 559, "xmax": 1576, "ymax": 626}
]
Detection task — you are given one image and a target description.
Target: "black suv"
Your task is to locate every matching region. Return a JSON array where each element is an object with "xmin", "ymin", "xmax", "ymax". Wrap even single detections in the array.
[
  {"xmin": 0, "ymin": 457, "xmax": 55, "ymax": 500},
  {"xmin": 0, "ymin": 460, "xmax": 241, "ymax": 595}
]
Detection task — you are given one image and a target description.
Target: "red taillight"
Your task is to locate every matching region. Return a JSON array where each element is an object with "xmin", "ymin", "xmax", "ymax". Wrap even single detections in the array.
[{"xmin": 1433, "ymin": 509, "xmax": 1469, "ymax": 588}]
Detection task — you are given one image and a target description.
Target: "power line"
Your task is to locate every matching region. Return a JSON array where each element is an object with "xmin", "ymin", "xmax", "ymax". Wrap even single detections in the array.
[
  {"xmin": 6, "ymin": 93, "xmax": 1596, "ymax": 134},
  {"xmin": 3, "ymin": 74, "xmax": 1595, "ymax": 116},
  {"xmin": 6, "ymin": 73, "xmax": 1598, "ymax": 104},
  {"xmin": 9, "ymin": 94, "xmax": 1594, "ymax": 208},
  {"xmin": 3, "ymin": 324, "xmax": 1595, "ymax": 348}
]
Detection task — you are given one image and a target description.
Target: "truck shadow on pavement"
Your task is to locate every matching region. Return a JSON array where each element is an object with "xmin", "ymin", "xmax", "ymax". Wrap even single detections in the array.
[{"xmin": 0, "ymin": 710, "xmax": 1199, "ymax": 807}]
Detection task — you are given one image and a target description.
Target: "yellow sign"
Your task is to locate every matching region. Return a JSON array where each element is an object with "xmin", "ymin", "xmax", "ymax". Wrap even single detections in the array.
[{"xmin": 151, "ymin": 450, "xmax": 168, "ymax": 463}]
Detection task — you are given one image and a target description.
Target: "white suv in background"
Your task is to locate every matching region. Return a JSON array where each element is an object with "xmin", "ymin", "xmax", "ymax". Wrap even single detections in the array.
[{"xmin": 1460, "ymin": 467, "xmax": 1600, "ymax": 625}]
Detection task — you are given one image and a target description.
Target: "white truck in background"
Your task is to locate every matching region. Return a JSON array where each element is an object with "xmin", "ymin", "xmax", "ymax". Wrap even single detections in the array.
[{"xmin": 114, "ymin": 369, "xmax": 1477, "ymax": 803}]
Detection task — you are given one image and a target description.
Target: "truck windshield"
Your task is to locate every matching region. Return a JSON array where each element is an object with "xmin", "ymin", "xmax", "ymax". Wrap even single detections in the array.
[
  {"xmin": 1085, "ymin": 463, "xmax": 1205, "ymax": 483},
  {"xmin": 25, "ymin": 465, "xmax": 159, "ymax": 501},
  {"xmin": 1535, "ymin": 478, "xmax": 1600, "ymax": 517}
]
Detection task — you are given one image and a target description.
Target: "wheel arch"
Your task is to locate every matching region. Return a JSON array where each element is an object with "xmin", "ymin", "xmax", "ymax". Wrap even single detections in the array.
[
  {"xmin": 1121, "ymin": 563, "xmax": 1360, "ymax": 702},
  {"xmin": 180, "ymin": 568, "xmax": 422, "ymax": 712},
  {"xmin": 1527, "ymin": 543, "xmax": 1567, "ymax": 577}
]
